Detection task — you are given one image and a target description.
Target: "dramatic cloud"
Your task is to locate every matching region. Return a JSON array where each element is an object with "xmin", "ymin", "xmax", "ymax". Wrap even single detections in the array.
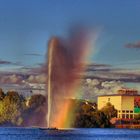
[
  {"xmin": 125, "ymin": 41, "xmax": 140, "ymax": 48},
  {"xmin": 81, "ymin": 79, "xmax": 124, "ymax": 100},
  {"xmin": 1, "ymin": 62, "xmax": 140, "ymax": 84},
  {"xmin": 83, "ymin": 63, "xmax": 140, "ymax": 82}
]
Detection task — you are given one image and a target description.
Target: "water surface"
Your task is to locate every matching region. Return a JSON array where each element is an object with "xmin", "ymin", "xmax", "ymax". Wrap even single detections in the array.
[{"xmin": 0, "ymin": 127, "xmax": 140, "ymax": 140}]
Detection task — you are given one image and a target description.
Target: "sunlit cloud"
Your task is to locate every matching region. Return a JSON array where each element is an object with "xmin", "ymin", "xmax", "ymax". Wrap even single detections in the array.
[{"xmin": 81, "ymin": 79, "xmax": 124, "ymax": 100}]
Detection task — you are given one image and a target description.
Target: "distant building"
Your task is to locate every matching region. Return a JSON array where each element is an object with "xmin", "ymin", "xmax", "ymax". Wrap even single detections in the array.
[{"xmin": 98, "ymin": 88, "xmax": 140, "ymax": 119}]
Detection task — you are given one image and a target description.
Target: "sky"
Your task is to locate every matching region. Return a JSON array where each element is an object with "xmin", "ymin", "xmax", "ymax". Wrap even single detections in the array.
[{"xmin": 0, "ymin": 0, "xmax": 140, "ymax": 72}]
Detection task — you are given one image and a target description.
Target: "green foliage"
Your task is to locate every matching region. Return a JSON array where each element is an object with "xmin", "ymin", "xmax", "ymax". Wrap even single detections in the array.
[
  {"xmin": 0, "ymin": 89, "xmax": 46, "ymax": 126},
  {"xmin": 0, "ymin": 90, "xmax": 26, "ymax": 126},
  {"xmin": 0, "ymin": 98, "xmax": 22, "ymax": 125}
]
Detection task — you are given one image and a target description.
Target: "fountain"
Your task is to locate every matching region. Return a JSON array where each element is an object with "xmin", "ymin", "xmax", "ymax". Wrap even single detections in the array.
[{"xmin": 46, "ymin": 27, "xmax": 96, "ymax": 128}]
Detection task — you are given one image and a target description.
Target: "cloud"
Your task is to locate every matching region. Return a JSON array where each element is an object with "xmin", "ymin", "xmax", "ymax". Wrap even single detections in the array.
[
  {"xmin": 0, "ymin": 60, "xmax": 13, "ymax": 65},
  {"xmin": 26, "ymin": 74, "xmax": 46, "ymax": 83},
  {"xmin": 0, "ymin": 59, "xmax": 22, "ymax": 66},
  {"xmin": 0, "ymin": 64, "xmax": 46, "ymax": 84},
  {"xmin": 18, "ymin": 63, "xmax": 140, "ymax": 83},
  {"xmin": 85, "ymin": 63, "xmax": 112, "ymax": 74},
  {"xmin": 0, "ymin": 74, "xmax": 23, "ymax": 84},
  {"xmin": 125, "ymin": 41, "xmax": 140, "ymax": 48},
  {"xmin": 86, "ymin": 78, "xmax": 100, "ymax": 86},
  {"xmin": 1, "ymin": 61, "xmax": 140, "ymax": 84},
  {"xmin": 24, "ymin": 53, "xmax": 43, "ymax": 56},
  {"xmin": 81, "ymin": 79, "xmax": 124, "ymax": 100},
  {"xmin": 83, "ymin": 63, "xmax": 140, "ymax": 83},
  {"xmin": 0, "ymin": 72, "xmax": 46, "ymax": 84}
]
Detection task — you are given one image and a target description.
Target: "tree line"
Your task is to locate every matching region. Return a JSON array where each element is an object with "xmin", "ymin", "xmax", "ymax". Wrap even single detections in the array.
[
  {"xmin": 0, "ymin": 88, "xmax": 46, "ymax": 127},
  {"xmin": 0, "ymin": 88, "xmax": 117, "ymax": 128}
]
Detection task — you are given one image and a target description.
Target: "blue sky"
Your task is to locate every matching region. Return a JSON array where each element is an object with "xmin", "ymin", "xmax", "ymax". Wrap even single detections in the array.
[{"xmin": 0, "ymin": 0, "xmax": 140, "ymax": 71}]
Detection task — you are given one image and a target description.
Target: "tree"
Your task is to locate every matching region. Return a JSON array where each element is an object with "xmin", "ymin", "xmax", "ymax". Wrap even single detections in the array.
[
  {"xmin": 27, "ymin": 94, "xmax": 46, "ymax": 110},
  {"xmin": 0, "ymin": 88, "xmax": 5, "ymax": 100},
  {"xmin": 0, "ymin": 90, "xmax": 26, "ymax": 126},
  {"xmin": 73, "ymin": 101, "xmax": 111, "ymax": 128},
  {"xmin": 100, "ymin": 102, "xmax": 117, "ymax": 120},
  {"xmin": 23, "ymin": 94, "xmax": 46, "ymax": 127},
  {"xmin": 81, "ymin": 103, "xmax": 95, "ymax": 114},
  {"xmin": 90, "ymin": 111, "xmax": 110, "ymax": 128},
  {"xmin": 6, "ymin": 90, "xmax": 25, "ymax": 103}
]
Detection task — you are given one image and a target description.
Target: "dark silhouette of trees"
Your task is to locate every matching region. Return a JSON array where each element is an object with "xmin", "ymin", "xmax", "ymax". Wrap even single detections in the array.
[
  {"xmin": 73, "ymin": 101, "xmax": 115, "ymax": 128},
  {"xmin": 100, "ymin": 102, "xmax": 117, "ymax": 120},
  {"xmin": 23, "ymin": 94, "xmax": 46, "ymax": 127},
  {"xmin": 28, "ymin": 94, "xmax": 46, "ymax": 110},
  {"xmin": 0, "ymin": 88, "xmax": 5, "ymax": 100}
]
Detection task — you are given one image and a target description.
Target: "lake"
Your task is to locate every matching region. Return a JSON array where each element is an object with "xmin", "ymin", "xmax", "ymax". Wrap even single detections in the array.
[{"xmin": 0, "ymin": 127, "xmax": 140, "ymax": 140}]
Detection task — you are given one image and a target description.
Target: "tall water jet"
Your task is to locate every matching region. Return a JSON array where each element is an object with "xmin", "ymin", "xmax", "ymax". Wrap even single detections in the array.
[
  {"xmin": 47, "ymin": 38, "xmax": 55, "ymax": 128},
  {"xmin": 46, "ymin": 27, "xmax": 96, "ymax": 128}
]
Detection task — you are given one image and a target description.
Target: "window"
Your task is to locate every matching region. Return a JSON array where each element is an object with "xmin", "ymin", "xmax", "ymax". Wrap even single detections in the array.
[
  {"xmin": 122, "ymin": 110, "xmax": 125, "ymax": 113},
  {"xmin": 130, "ymin": 111, "xmax": 133, "ymax": 113},
  {"xmin": 108, "ymin": 98, "xmax": 110, "ymax": 102},
  {"xmin": 126, "ymin": 114, "xmax": 129, "ymax": 119},
  {"xmin": 126, "ymin": 110, "xmax": 129, "ymax": 113},
  {"xmin": 122, "ymin": 114, "xmax": 125, "ymax": 118}
]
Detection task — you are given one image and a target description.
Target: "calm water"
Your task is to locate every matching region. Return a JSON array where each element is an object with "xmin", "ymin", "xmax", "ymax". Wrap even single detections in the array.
[{"xmin": 0, "ymin": 127, "xmax": 140, "ymax": 140}]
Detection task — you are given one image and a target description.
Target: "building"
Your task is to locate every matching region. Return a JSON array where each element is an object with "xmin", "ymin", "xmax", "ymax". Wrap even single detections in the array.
[{"xmin": 98, "ymin": 88, "xmax": 140, "ymax": 119}]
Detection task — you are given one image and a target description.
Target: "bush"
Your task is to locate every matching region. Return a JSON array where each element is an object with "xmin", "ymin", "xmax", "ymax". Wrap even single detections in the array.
[
  {"xmin": 73, "ymin": 100, "xmax": 111, "ymax": 128},
  {"xmin": 100, "ymin": 102, "xmax": 117, "ymax": 120},
  {"xmin": 0, "ymin": 91, "xmax": 26, "ymax": 126}
]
